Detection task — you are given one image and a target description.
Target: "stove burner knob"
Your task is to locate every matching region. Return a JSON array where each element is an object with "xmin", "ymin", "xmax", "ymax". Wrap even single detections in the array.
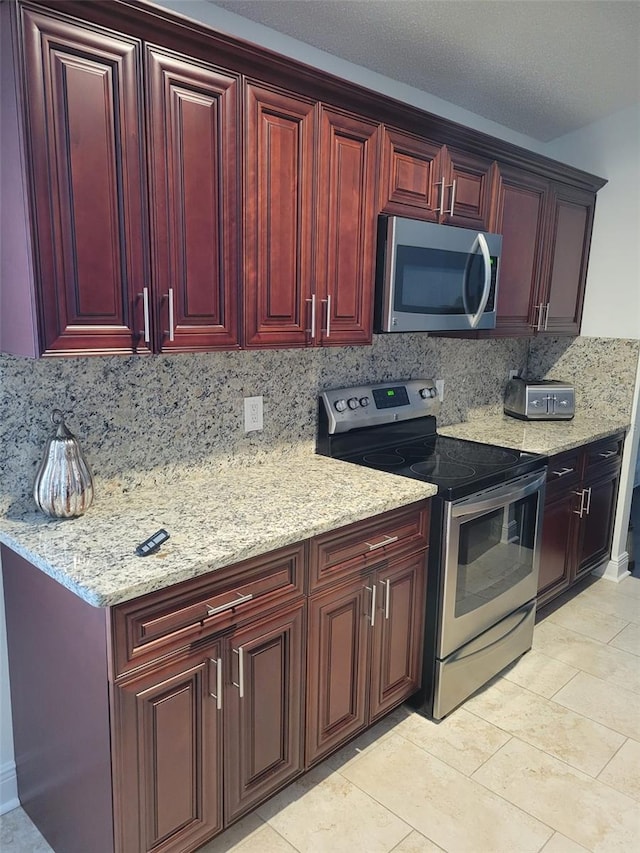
[
  {"xmin": 419, "ymin": 387, "xmax": 436, "ymax": 399},
  {"xmin": 334, "ymin": 399, "xmax": 348, "ymax": 412},
  {"xmin": 347, "ymin": 397, "xmax": 360, "ymax": 410},
  {"xmin": 359, "ymin": 396, "xmax": 370, "ymax": 407}
]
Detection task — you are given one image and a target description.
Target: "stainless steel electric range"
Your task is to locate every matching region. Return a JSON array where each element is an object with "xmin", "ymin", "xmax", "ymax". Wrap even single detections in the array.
[{"xmin": 317, "ymin": 379, "xmax": 548, "ymax": 720}]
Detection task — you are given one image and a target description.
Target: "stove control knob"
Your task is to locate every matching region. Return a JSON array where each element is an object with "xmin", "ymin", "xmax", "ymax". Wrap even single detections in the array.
[
  {"xmin": 347, "ymin": 397, "xmax": 360, "ymax": 410},
  {"xmin": 420, "ymin": 387, "xmax": 436, "ymax": 399},
  {"xmin": 334, "ymin": 399, "xmax": 348, "ymax": 412},
  {"xmin": 359, "ymin": 396, "xmax": 370, "ymax": 407}
]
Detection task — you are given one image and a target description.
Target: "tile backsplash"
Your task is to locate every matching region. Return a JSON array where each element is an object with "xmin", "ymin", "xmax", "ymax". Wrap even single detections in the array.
[{"xmin": 1, "ymin": 335, "xmax": 637, "ymax": 509}]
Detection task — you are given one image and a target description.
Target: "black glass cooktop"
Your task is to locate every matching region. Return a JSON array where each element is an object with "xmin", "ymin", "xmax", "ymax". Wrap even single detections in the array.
[{"xmin": 326, "ymin": 418, "xmax": 546, "ymax": 501}]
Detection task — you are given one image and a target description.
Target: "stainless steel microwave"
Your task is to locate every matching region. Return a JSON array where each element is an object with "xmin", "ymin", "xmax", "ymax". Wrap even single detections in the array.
[{"xmin": 374, "ymin": 216, "xmax": 502, "ymax": 333}]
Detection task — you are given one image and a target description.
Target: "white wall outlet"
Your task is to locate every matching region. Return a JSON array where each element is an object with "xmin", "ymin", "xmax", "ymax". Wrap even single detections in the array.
[
  {"xmin": 509, "ymin": 369, "xmax": 520, "ymax": 380},
  {"xmin": 244, "ymin": 396, "xmax": 263, "ymax": 432},
  {"xmin": 435, "ymin": 379, "xmax": 445, "ymax": 401}
]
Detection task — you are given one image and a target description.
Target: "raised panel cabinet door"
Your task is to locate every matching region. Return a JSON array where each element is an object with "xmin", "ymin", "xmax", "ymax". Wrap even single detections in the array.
[
  {"xmin": 537, "ymin": 491, "xmax": 576, "ymax": 607},
  {"xmin": 224, "ymin": 601, "xmax": 305, "ymax": 823},
  {"xmin": 243, "ymin": 83, "xmax": 315, "ymax": 347},
  {"xmin": 19, "ymin": 7, "xmax": 148, "ymax": 354},
  {"xmin": 316, "ymin": 107, "xmax": 379, "ymax": 345},
  {"xmin": 370, "ymin": 552, "xmax": 427, "ymax": 721},
  {"xmin": 379, "ymin": 127, "xmax": 441, "ymax": 219},
  {"xmin": 441, "ymin": 147, "xmax": 497, "ymax": 230},
  {"xmin": 113, "ymin": 641, "xmax": 224, "ymax": 853},
  {"xmin": 146, "ymin": 46, "xmax": 240, "ymax": 351},
  {"xmin": 491, "ymin": 166, "xmax": 549, "ymax": 337},
  {"xmin": 542, "ymin": 185, "xmax": 595, "ymax": 335},
  {"xmin": 305, "ymin": 575, "xmax": 371, "ymax": 766},
  {"xmin": 575, "ymin": 470, "xmax": 621, "ymax": 579}
]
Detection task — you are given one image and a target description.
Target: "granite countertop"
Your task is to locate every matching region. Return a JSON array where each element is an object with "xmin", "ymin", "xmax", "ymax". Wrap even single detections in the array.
[
  {"xmin": 0, "ymin": 453, "xmax": 437, "ymax": 608},
  {"xmin": 439, "ymin": 412, "xmax": 630, "ymax": 455}
]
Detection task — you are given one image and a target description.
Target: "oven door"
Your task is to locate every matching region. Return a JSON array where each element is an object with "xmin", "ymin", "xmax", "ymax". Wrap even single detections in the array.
[{"xmin": 438, "ymin": 469, "xmax": 546, "ymax": 659}]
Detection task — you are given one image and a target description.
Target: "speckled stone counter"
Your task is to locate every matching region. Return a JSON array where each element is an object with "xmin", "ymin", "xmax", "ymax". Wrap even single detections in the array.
[
  {"xmin": 0, "ymin": 453, "xmax": 436, "ymax": 608},
  {"xmin": 439, "ymin": 413, "xmax": 629, "ymax": 455}
]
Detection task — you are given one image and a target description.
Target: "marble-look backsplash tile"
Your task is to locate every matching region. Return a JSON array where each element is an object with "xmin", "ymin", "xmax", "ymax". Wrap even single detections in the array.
[{"xmin": 0, "ymin": 336, "xmax": 527, "ymax": 505}]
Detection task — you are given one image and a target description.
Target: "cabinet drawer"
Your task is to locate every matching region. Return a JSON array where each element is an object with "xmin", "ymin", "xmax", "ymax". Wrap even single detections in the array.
[
  {"xmin": 583, "ymin": 433, "xmax": 625, "ymax": 475},
  {"xmin": 545, "ymin": 450, "xmax": 581, "ymax": 497},
  {"xmin": 112, "ymin": 542, "xmax": 305, "ymax": 677},
  {"xmin": 309, "ymin": 502, "xmax": 430, "ymax": 592}
]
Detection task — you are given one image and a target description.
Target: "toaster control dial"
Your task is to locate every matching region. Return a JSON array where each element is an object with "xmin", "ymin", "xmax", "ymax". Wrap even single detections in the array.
[
  {"xmin": 530, "ymin": 398, "xmax": 544, "ymax": 408},
  {"xmin": 334, "ymin": 399, "xmax": 347, "ymax": 412},
  {"xmin": 359, "ymin": 396, "xmax": 370, "ymax": 407}
]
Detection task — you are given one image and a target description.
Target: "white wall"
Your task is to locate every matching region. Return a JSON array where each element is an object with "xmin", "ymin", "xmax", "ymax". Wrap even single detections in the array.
[{"xmin": 1, "ymin": 0, "xmax": 638, "ymax": 815}]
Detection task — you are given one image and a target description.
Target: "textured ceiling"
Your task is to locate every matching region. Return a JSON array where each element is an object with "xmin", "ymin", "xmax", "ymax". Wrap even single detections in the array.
[{"xmin": 211, "ymin": 0, "xmax": 640, "ymax": 141}]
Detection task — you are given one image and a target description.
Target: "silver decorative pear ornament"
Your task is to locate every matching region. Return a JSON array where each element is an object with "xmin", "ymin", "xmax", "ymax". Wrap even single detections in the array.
[{"xmin": 33, "ymin": 410, "xmax": 94, "ymax": 518}]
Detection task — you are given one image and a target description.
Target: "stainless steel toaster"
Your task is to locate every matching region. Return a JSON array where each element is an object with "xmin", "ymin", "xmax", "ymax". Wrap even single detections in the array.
[{"xmin": 504, "ymin": 378, "xmax": 575, "ymax": 420}]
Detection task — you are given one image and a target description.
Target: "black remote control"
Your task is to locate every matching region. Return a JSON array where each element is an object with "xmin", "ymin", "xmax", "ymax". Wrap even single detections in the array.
[{"xmin": 135, "ymin": 529, "xmax": 170, "ymax": 556}]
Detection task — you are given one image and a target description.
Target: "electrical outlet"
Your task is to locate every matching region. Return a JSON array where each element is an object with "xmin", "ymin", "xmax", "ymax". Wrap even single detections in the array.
[
  {"xmin": 244, "ymin": 396, "xmax": 263, "ymax": 432},
  {"xmin": 435, "ymin": 379, "xmax": 445, "ymax": 401},
  {"xmin": 509, "ymin": 369, "xmax": 520, "ymax": 380}
]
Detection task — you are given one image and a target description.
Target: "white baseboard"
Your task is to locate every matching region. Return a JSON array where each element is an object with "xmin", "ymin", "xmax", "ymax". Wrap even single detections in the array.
[
  {"xmin": 0, "ymin": 760, "xmax": 19, "ymax": 815},
  {"xmin": 591, "ymin": 551, "xmax": 630, "ymax": 583}
]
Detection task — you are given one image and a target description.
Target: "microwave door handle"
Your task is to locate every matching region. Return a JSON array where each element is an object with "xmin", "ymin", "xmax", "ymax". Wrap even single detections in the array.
[{"xmin": 467, "ymin": 233, "xmax": 492, "ymax": 329}]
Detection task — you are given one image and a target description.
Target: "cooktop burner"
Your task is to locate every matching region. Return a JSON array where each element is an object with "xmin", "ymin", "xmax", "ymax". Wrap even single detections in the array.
[{"xmin": 317, "ymin": 380, "xmax": 547, "ymax": 501}]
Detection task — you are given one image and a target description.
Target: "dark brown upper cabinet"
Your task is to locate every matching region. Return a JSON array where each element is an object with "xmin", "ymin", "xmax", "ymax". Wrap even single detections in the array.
[
  {"xmin": 2, "ymin": 5, "xmax": 240, "ymax": 356},
  {"xmin": 243, "ymin": 85, "xmax": 378, "ymax": 348},
  {"xmin": 379, "ymin": 127, "xmax": 496, "ymax": 231}
]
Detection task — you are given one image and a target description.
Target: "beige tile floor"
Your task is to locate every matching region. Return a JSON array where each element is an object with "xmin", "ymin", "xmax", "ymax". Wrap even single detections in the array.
[{"xmin": 1, "ymin": 574, "xmax": 638, "ymax": 853}]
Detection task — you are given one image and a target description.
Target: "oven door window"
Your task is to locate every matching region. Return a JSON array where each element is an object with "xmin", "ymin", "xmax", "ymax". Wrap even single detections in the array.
[
  {"xmin": 455, "ymin": 493, "xmax": 538, "ymax": 617},
  {"xmin": 394, "ymin": 246, "xmax": 496, "ymax": 316}
]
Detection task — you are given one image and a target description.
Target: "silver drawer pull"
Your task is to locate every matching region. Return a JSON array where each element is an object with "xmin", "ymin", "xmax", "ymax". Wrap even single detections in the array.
[
  {"xmin": 552, "ymin": 467, "xmax": 574, "ymax": 477},
  {"xmin": 598, "ymin": 450, "xmax": 617, "ymax": 459},
  {"xmin": 208, "ymin": 657, "xmax": 222, "ymax": 710},
  {"xmin": 365, "ymin": 534, "xmax": 399, "ymax": 552},
  {"xmin": 205, "ymin": 592, "xmax": 253, "ymax": 617}
]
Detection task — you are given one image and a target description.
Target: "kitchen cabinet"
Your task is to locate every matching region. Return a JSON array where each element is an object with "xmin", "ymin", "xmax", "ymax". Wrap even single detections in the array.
[
  {"xmin": 2, "ymin": 4, "xmax": 240, "ymax": 356},
  {"xmin": 244, "ymin": 84, "xmax": 378, "ymax": 348},
  {"xmin": 538, "ymin": 433, "xmax": 624, "ymax": 607},
  {"xmin": 306, "ymin": 507, "xmax": 429, "ymax": 765},
  {"xmin": 379, "ymin": 127, "xmax": 496, "ymax": 230}
]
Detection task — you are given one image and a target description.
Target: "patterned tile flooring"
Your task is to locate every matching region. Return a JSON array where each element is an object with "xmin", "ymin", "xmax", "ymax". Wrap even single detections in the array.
[{"xmin": 2, "ymin": 574, "xmax": 639, "ymax": 853}]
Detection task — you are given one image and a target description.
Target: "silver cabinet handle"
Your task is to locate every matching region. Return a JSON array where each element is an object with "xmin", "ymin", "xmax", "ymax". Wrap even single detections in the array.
[
  {"xmin": 365, "ymin": 534, "xmax": 399, "ymax": 551},
  {"xmin": 599, "ymin": 450, "xmax": 617, "ymax": 459},
  {"xmin": 535, "ymin": 304, "xmax": 545, "ymax": 331},
  {"xmin": 573, "ymin": 489, "xmax": 587, "ymax": 517},
  {"xmin": 380, "ymin": 578, "xmax": 391, "ymax": 620},
  {"xmin": 584, "ymin": 486, "xmax": 592, "ymax": 516},
  {"xmin": 140, "ymin": 287, "xmax": 150, "ymax": 343},
  {"xmin": 544, "ymin": 302, "xmax": 550, "ymax": 330},
  {"xmin": 166, "ymin": 287, "xmax": 175, "ymax": 342},
  {"xmin": 552, "ymin": 467, "xmax": 574, "ymax": 477},
  {"xmin": 435, "ymin": 177, "xmax": 445, "ymax": 213},
  {"xmin": 448, "ymin": 179, "xmax": 457, "ymax": 216},
  {"xmin": 365, "ymin": 584, "xmax": 377, "ymax": 627},
  {"xmin": 205, "ymin": 592, "xmax": 253, "ymax": 617},
  {"xmin": 232, "ymin": 646, "xmax": 244, "ymax": 698},
  {"xmin": 323, "ymin": 294, "xmax": 331, "ymax": 338},
  {"xmin": 208, "ymin": 657, "xmax": 222, "ymax": 710},
  {"xmin": 305, "ymin": 295, "xmax": 316, "ymax": 339}
]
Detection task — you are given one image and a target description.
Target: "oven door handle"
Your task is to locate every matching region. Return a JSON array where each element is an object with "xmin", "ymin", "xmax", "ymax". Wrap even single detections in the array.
[{"xmin": 451, "ymin": 469, "xmax": 547, "ymax": 519}]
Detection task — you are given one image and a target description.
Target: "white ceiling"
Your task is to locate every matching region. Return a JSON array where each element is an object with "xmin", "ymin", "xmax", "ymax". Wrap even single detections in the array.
[{"xmin": 210, "ymin": 0, "xmax": 640, "ymax": 141}]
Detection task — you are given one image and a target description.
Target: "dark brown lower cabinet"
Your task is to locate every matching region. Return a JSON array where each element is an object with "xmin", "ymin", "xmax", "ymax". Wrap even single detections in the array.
[
  {"xmin": 306, "ymin": 551, "xmax": 427, "ymax": 766},
  {"xmin": 538, "ymin": 433, "xmax": 624, "ymax": 607}
]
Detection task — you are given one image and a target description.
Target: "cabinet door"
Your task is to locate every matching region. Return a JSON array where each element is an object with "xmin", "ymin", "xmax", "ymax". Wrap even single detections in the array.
[
  {"xmin": 113, "ymin": 641, "xmax": 224, "ymax": 853},
  {"xmin": 306, "ymin": 575, "xmax": 371, "ymax": 766},
  {"xmin": 491, "ymin": 166, "xmax": 548, "ymax": 337},
  {"xmin": 370, "ymin": 553, "xmax": 427, "ymax": 721},
  {"xmin": 316, "ymin": 107, "xmax": 379, "ymax": 345},
  {"xmin": 537, "ymin": 491, "xmax": 576, "ymax": 607},
  {"xmin": 224, "ymin": 601, "xmax": 305, "ymax": 823},
  {"xmin": 540, "ymin": 185, "xmax": 595, "ymax": 335},
  {"xmin": 20, "ymin": 7, "xmax": 148, "ymax": 355},
  {"xmin": 440, "ymin": 147, "xmax": 496, "ymax": 230},
  {"xmin": 146, "ymin": 46, "xmax": 240, "ymax": 351},
  {"xmin": 575, "ymin": 470, "xmax": 621, "ymax": 579},
  {"xmin": 379, "ymin": 127, "xmax": 441, "ymax": 220},
  {"xmin": 243, "ymin": 83, "xmax": 315, "ymax": 347}
]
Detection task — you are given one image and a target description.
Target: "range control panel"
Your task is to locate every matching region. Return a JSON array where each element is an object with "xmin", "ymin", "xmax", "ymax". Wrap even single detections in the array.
[{"xmin": 320, "ymin": 379, "xmax": 440, "ymax": 434}]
